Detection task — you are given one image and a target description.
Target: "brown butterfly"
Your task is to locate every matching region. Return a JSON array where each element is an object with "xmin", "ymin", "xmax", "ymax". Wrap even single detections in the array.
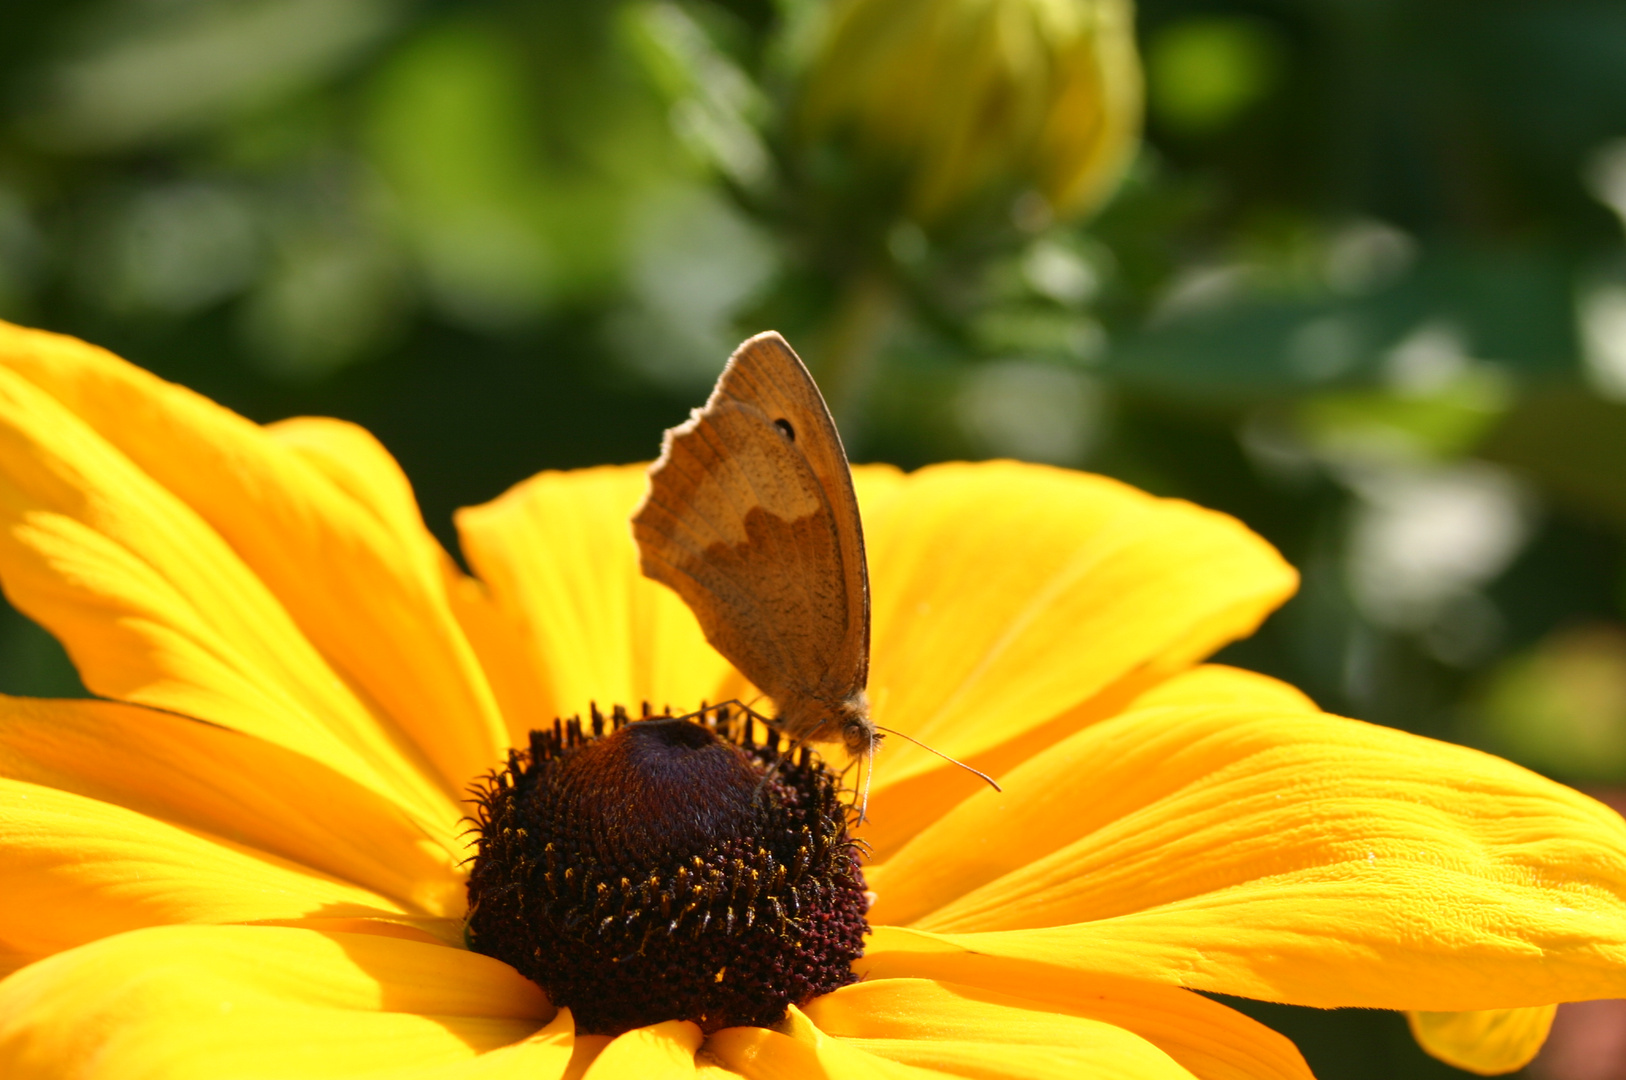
[
  {"xmin": 631, "ymin": 332, "xmax": 996, "ymax": 808},
  {"xmin": 632, "ymin": 331, "xmax": 874, "ymax": 758}
]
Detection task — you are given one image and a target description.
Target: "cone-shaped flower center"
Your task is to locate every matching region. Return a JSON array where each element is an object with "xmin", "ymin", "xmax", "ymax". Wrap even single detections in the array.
[{"xmin": 466, "ymin": 705, "xmax": 869, "ymax": 1035}]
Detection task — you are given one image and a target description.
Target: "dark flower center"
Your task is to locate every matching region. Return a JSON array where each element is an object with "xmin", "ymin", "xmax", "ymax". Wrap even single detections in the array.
[{"xmin": 465, "ymin": 704, "xmax": 869, "ymax": 1035}]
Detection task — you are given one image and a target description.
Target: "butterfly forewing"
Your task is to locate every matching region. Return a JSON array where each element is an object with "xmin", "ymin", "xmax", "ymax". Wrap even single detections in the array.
[{"xmin": 631, "ymin": 333, "xmax": 870, "ymax": 733}]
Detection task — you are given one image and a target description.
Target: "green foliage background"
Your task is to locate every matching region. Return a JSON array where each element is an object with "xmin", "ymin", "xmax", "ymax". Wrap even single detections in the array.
[{"xmin": 4, "ymin": 1, "xmax": 1626, "ymax": 1074}]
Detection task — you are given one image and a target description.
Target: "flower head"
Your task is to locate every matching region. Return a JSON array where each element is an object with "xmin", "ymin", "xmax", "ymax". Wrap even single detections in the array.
[
  {"xmin": 0, "ymin": 319, "xmax": 1624, "ymax": 1076},
  {"xmin": 800, "ymin": 0, "xmax": 1143, "ymax": 225},
  {"xmin": 465, "ymin": 706, "xmax": 869, "ymax": 1034}
]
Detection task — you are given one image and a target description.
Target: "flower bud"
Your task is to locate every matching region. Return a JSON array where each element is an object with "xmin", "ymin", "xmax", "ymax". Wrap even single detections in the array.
[{"xmin": 800, "ymin": 0, "xmax": 1142, "ymax": 226}]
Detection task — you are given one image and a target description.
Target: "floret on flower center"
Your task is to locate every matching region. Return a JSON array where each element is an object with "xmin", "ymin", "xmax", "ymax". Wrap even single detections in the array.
[{"xmin": 465, "ymin": 703, "xmax": 869, "ymax": 1035}]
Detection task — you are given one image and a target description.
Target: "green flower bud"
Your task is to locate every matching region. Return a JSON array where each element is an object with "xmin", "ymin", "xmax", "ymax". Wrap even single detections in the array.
[{"xmin": 801, "ymin": 0, "xmax": 1142, "ymax": 226}]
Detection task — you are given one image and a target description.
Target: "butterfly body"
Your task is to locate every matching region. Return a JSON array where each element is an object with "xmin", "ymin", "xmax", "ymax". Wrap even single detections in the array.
[{"xmin": 631, "ymin": 332, "xmax": 878, "ymax": 763}]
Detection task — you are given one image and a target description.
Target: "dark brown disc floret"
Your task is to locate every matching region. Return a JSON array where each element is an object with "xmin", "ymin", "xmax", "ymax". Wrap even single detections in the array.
[{"xmin": 465, "ymin": 704, "xmax": 869, "ymax": 1035}]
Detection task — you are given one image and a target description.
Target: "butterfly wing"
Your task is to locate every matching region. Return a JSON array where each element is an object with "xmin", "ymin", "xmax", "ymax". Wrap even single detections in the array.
[{"xmin": 631, "ymin": 332, "xmax": 870, "ymax": 723}]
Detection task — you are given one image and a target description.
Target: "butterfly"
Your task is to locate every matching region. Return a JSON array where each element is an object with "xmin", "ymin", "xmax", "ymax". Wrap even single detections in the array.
[
  {"xmin": 631, "ymin": 332, "xmax": 996, "ymax": 810},
  {"xmin": 632, "ymin": 331, "xmax": 875, "ymax": 762}
]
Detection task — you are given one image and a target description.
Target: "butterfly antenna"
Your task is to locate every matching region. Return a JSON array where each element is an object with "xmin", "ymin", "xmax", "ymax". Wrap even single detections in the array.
[
  {"xmin": 874, "ymin": 725, "xmax": 1001, "ymax": 792},
  {"xmin": 856, "ymin": 745, "xmax": 875, "ymax": 826}
]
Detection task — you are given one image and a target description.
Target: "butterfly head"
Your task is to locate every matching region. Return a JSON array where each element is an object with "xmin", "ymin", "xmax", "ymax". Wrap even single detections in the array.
[
  {"xmin": 834, "ymin": 692, "xmax": 879, "ymax": 759},
  {"xmin": 832, "ymin": 693, "xmax": 879, "ymax": 826}
]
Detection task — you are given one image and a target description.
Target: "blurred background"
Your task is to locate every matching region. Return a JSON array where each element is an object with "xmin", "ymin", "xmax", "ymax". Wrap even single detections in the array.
[{"xmin": 2, "ymin": 0, "xmax": 1626, "ymax": 1075}]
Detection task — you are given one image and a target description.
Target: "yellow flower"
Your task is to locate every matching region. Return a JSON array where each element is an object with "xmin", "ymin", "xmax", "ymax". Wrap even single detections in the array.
[
  {"xmin": 800, "ymin": 0, "xmax": 1143, "ymax": 224},
  {"xmin": 0, "ymin": 319, "xmax": 1622, "ymax": 1077}
]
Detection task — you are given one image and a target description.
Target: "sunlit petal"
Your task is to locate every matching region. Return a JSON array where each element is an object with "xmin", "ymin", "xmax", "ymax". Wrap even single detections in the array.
[
  {"xmin": 0, "ymin": 778, "xmax": 414, "ymax": 963},
  {"xmin": 583, "ymin": 1021, "xmax": 703, "ymax": 1079},
  {"xmin": 264, "ymin": 416, "xmax": 511, "ymax": 774},
  {"xmin": 1407, "ymin": 1006, "xmax": 1555, "ymax": 1076},
  {"xmin": 860, "ymin": 462, "xmax": 1297, "ymax": 857},
  {"xmin": 383, "ymin": 1012, "xmax": 578, "ymax": 1079},
  {"xmin": 455, "ymin": 466, "xmax": 742, "ymax": 731},
  {"xmin": 863, "ymin": 690, "xmax": 1626, "ymax": 1010},
  {"xmin": 716, "ymin": 990, "xmax": 1201, "ymax": 1080},
  {"xmin": 0, "ymin": 356, "xmax": 459, "ymax": 837},
  {"xmin": 707, "ymin": 1005, "xmax": 948, "ymax": 1079},
  {"xmin": 0, "ymin": 926, "xmax": 550, "ymax": 1080},
  {"xmin": 869, "ymin": 665, "xmax": 1319, "ymax": 921},
  {"xmin": 845, "ymin": 952, "xmax": 1312, "ymax": 1080},
  {"xmin": 0, "ymin": 695, "xmax": 463, "ymax": 918},
  {"xmin": 850, "ymin": 462, "xmax": 908, "ymax": 518},
  {"xmin": 0, "ymin": 321, "xmax": 507, "ymax": 802},
  {"xmin": 443, "ymin": 563, "xmax": 559, "ymax": 747}
]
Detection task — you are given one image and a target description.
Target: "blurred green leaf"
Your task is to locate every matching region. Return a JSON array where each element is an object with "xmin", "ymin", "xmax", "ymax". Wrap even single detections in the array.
[
  {"xmin": 24, "ymin": 0, "xmax": 404, "ymax": 151},
  {"xmin": 621, "ymin": 1, "xmax": 772, "ymax": 190},
  {"xmin": 1483, "ymin": 389, "xmax": 1626, "ymax": 532},
  {"xmin": 1297, "ymin": 371, "xmax": 1510, "ymax": 463},
  {"xmin": 364, "ymin": 23, "xmax": 558, "ymax": 328},
  {"xmin": 1474, "ymin": 623, "xmax": 1626, "ymax": 783}
]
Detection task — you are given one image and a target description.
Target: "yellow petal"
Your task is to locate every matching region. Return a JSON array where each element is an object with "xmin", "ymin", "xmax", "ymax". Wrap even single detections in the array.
[
  {"xmin": 848, "ymin": 949, "xmax": 1311, "ymax": 1080},
  {"xmin": 0, "ymin": 926, "xmax": 550, "ymax": 1080},
  {"xmin": 443, "ymin": 565, "xmax": 559, "ymax": 747},
  {"xmin": 707, "ymin": 1006, "xmax": 946, "ymax": 1079},
  {"xmin": 1406, "ymin": 1006, "xmax": 1556, "ymax": 1076},
  {"xmin": 1126, "ymin": 663, "xmax": 1318, "ymax": 713},
  {"xmin": 868, "ymin": 665, "xmax": 1320, "ymax": 923},
  {"xmin": 860, "ymin": 462, "xmax": 1297, "ymax": 857},
  {"xmin": 850, "ymin": 462, "xmax": 908, "ymax": 520},
  {"xmin": 266, "ymin": 417, "xmax": 433, "ymax": 559},
  {"xmin": 263, "ymin": 416, "xmax": 511, "ymax": 775},
  {"xmin": 0, "ymin": 944, "xmax": 31, "ymax": 980},
  {"xmin": 0, "ymin": 778, "xmax": 411, "ymax": 961},
  {"xmin": 247, "ymin": 916, "xmax": 464, "ymax": 950},
  {"xmin": 0, "ymin": 695, "xmax": 463, "ymax": 916},
  {"xmin": 0, "ymin": 321, "xmax": 507, "ymax": 803},
  {"xmin": 388, "ymin": 1012, "xmax": 577, "ymax": 1079},
  {"xmin": 863, "ymin": 692, "xmax": 1626, "ymax": 1009},
  {"xmin": 583, "ymin": 1021, "xmax": 703, "ymax": 1079},
  {"xmin": 0, "ymin": 361, "xmax": 461, "ymax": 838},
  {"xmin": 739, "ymin": 987, "xmax": 1200, "ymax": 1080},
  {"xmin": 456, "ymin": 465, "xmax": 741, "ymax": 728}
]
